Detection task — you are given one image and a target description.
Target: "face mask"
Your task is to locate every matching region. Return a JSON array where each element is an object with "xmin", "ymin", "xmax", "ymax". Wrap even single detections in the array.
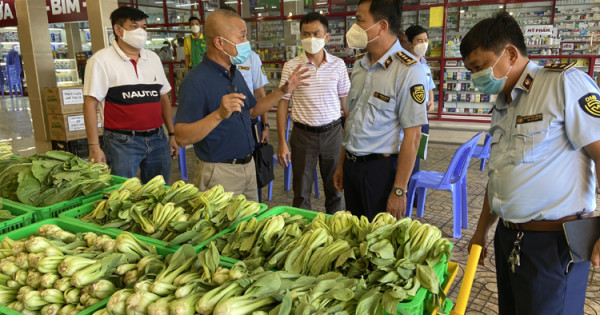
[
  {"xmin": 221, "ymin": 37, "xmax": 252, "ymax": 65},
  {"xmin": 345, "ymin": 22, "xmax": 380, "ymax": 49},
  {"xmin": 191, "ymin": 25, "xmax": 201, "ymax": 34},
  {"xmin": 301, "ymin": 37, "xmax": 325, "ymax": 54},
  {"xmin": 120, "ymin": 27, "xmax": 147, "ymax": 49},
  {"xmin": 413, "ymin": 42, "xmax": 428, "ymax": 57},
  {"xmin": 471, "ymin": 50, "xmax": 512, "ymax": 95}
]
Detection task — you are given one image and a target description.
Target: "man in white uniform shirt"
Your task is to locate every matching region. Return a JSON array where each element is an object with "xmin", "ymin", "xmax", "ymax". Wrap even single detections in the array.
[{"xmin": 276, "ymin": 12, "xmax": 351, "ymax": 213}]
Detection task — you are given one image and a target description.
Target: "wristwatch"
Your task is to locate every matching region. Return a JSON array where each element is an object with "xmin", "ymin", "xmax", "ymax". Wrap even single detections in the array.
[
  {"xmin": 393, "ymin": 187, "xmax": 407, "ymax": 197},
  {"xmin": 262, "ymin": 123, "xmax": 270, "ymax": 128}
]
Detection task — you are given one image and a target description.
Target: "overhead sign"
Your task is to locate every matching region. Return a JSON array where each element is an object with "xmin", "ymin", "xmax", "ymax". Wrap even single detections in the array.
[
  {"xmin": 0, "ymin": 0, "xmax": 88, "ymax": 27},
  {"xmin": 0, "ymin": 1, "xmax": 17, "ymax": 27},
  {"xmin": 47, "ymin": 0, "xmax": 88, "ymax": 23}
]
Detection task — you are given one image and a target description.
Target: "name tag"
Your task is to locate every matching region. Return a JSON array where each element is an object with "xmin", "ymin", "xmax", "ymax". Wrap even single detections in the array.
[
  {"xmin": 373, "ymin": 92, "xmax": 390, "ymax": 103},
  {"xmin": 238, "ymin": 66, "xmax": 250, "ymax": 70},
  {"xmin": 515, "ymin": 113, "xmax": 543, "ymax": 126}
]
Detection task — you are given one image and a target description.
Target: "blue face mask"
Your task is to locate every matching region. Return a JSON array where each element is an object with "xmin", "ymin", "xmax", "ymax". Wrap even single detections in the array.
[
  {"xmin": 471, "ymin": 49, "xmax": 512, "ymax": 95},
  {"xmin": 221, "ymin": 37, "xmax": 252, "ymax": 65}
]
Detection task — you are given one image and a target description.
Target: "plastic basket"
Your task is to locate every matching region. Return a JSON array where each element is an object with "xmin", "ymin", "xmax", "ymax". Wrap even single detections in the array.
[
  {"xmin": 0, "ymin": 199, "xmax": 33, "ymax": 236},
  {"xmin": 59, "ymin": 200, "xmax": 268, "ymax": 253},
  {"xmin": 255, "ymin": 205, "xmax": 330, "ymax": 221},
  {"xmin": 1, "ymin": 175, "xmax": 128, "ymax": 222}
]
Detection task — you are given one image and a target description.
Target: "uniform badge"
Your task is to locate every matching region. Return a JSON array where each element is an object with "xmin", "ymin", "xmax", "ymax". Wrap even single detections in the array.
[
  {"xmin": 383, "ymin": 56, "xmax": 393, "ymax": 70},
  {"xmin": 261, "ymin": 65, "xmax": 267, "ymax": 76},
  {"xmin": 515, "ymin": 113, "xmax": 543, "ymax": 126},
  {"xmin": 521, "ymin": 73, "xmax": 533, "ymax": 93},
  {"xmin": 578, "ymin": 93, "xmax": 600, "ymax": 118},
  {"xmin": 543, "ymin": 62, "xmax": 575, "ymax": 72},
  {"xmin": 238, "ymin": 66, "xmax": 250, "ymax": 70},
  {"xmin": 373, "ymin": 92, "xmax": 390, "ymax": 102},
  {"xmin": 410, "ymin": 84, "xmax": 425, "ymax": 104},
  {"xmin": 395, "ymin": 51, "xmax": 417, "ymax": 66},
  {"xmin": 356, "ymin": 52, "xmax": 367, "ymax": 59}
]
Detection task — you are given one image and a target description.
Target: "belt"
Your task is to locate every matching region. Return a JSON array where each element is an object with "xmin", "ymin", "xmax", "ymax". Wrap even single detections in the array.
[
  {"xmin": 293, "ymin": 118, "xmax": 342, "ymax": 133},
  {"xmin": 220, "ymin": 155, "xmax": 253, "ymax": 165},
  {"xmin": 501, "ymin": 212, "xmax": 594, "ymax": 232},
  {"xmin": 105, "ymin": 127, "xmax": 161, "ymax": 137},
  {"xmin": 345, "ymin": 152, "xmax": 398, "ymax": 163}
]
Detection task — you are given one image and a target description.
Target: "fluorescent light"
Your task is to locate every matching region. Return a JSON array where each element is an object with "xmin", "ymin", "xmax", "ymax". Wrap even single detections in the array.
[
  {"xmin": 224, "ymin": 1, "xmax": 237, "ymax": 3},
  {"xmin": 499, "ymin": 5, "xmax": 504, "ymax": 8}
]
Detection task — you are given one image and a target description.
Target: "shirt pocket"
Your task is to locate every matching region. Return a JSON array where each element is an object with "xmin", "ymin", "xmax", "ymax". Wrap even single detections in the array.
[
  {"xmin": 510, "ymin": 121, "xmax": 550, "ymax": 164},
  {"xmin": 367, "ymin": 93, "xmax": 397, "ymax": 124}
]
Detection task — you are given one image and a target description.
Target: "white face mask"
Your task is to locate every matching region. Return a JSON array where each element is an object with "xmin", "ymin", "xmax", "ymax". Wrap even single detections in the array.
[
  {"xmin": 345, "ymin": 22, "xmax": 380, "ymax": 49},
  {"xmin": 191, "ymin": 25, "xmax": 201, "ymax": 34},
  {"xmin": 301, "ymin": 37, "xmax": 325, "ymax": 55},
  {"xmin": 120, "ymin": 27, "xmax": 147, "ymax": 49},
  {"xmin": 413, "ymin": 42, "xmax": 428, "ymax": 57}
]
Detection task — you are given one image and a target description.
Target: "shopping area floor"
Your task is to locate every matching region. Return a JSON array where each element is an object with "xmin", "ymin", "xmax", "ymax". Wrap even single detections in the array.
[{"xmin": 3, "ymin": 96, "xmax": 600, "ymax": 314}]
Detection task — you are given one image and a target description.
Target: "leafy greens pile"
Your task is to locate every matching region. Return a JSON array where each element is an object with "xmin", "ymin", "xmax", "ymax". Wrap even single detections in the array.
[
  {"xmin": 0, "ymin": 151, "xmax": 112, "ymax": 207},
  {"xmin": 0, "ymin": 142, "xmax": 12, "ymax": 160},
  {"xmin": 81, "ymin": 176, "xmax": 261, "ymax": 246},
  {"xmin": 212, "ymin": 211, "xmax": 453, "ymax": 314}
]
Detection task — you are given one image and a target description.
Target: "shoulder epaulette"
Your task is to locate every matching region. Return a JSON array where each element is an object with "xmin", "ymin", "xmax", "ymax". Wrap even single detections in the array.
[
  {"xmin": 395, "ymin": 51, "xmax": 417, "ymax": 66},
  {"xmin": 544, "ymin": 62, "xmax": 576, "ymax": 72},
  {"xmin": 355, "ymin": 52, "xmax": 366, "ymax": 59}
]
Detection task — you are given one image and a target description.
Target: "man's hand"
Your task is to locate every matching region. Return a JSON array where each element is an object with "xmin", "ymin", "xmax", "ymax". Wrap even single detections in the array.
[
  {"xmin": 217, "ymin": 93, "xmax": 247, "ymax": 120},
  {"xmin": 168, "ymin": 137, "xmax": 179, "ymax": 158},
  {"xmin": 592, "ymin": 239, "xmax": 600, "ymax": 268},
  {"xmin": 89, "ymin": 145, "xmax": 106, "ymax": 164},
  {"xmin": 469, "ymin": 230, "xmax": 488, "ymax": 266},
  {"xmin": 386, "ymin": 193, "xmax": 406, "ymax": 219},
  {"xmin": 427, "ymin": 100, "xmax": 434, "ymax": 112},
  {"xmin": 277, "ymin": 143, "xmax": 291, "ymax": 167},
  {"xmin": 333, "ymin": 167, "xmax": 344, "ymax": 191},
  {"xmin": 280, "ymin": 65, "xmax": 310, "ymax": 94},
  {"xmin": 261, "ymin": 126, "xmax": 269, "ymax": 143}
]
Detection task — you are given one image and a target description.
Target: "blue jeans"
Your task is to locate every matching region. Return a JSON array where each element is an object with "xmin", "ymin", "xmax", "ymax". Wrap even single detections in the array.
[{"xmin": 103, "ymin": 129, "xmax": 172, "ymax": 183}]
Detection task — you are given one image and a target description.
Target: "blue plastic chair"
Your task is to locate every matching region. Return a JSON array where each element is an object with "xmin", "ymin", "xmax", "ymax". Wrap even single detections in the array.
[
  {"xmin": 267, "ymin": 113, "xmax": 319, "ymax": 201},
  {"xmin": 472, "ymin": 133, "xmax": 492, "ymax": 171},
  {"xmin": 173, "ymin": 117, "xmax": 188, "ymax": 181},
  {"xmin": 405, "ymin": 132, "xmax": 483, "ymax": 239}
]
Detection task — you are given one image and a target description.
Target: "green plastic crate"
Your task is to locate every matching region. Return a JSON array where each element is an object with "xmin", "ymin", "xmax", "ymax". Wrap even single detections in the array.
[
  {"xmin": 0, "ymin": 218, "xmax": 177, "ymax": 315},
  {"xmin": 1, "ymin": 175, "xmax": 128, "ymax": 223},
  {"xmin": 59, "ymin": 200, "xmax": 268, "ymax": 253},
  {"xmin": 256, "ymin": 205, "xmax": 330, "ymax": 221},
  {"xmin": 0, "ymin": 199, "xmax": 33, "ymax": 236}
]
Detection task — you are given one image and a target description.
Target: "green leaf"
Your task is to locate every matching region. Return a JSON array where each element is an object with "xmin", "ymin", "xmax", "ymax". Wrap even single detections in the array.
[
  {"xmin": 416, "ymin": 264, "xmax": 439, "ymax": 294},
  {"xmin": 382, "ymin": 289, "xmax": 403, "ymax": 314}
]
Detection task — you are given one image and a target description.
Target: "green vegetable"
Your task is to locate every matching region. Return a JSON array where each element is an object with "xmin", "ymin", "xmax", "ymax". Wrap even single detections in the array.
[
  {"xmin": 0, "ymin": 151, "xmax": 111, "ymax": 206},
  {"xmin": 106, "ymin": 289, "xmax": 134, "ymax": 315}
]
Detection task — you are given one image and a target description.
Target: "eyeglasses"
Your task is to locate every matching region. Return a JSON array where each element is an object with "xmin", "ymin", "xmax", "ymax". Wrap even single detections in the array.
[
  {"xmin": 228, "ymin": 82, "xmax": 237, "ymax": 93},
  {"xmin": 228, "ymin": 83, "xmax": 240, "ymax": 115}
]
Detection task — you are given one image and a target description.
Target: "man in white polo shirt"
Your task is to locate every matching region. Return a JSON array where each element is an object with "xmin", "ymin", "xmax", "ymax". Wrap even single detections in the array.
[
  {"xmin": 276, "ymin": 12, "xmax": 350, "ymax": 213},
  {"xmin": 83, "ymin": 6, "xmax": 178, "ymax": 183}
]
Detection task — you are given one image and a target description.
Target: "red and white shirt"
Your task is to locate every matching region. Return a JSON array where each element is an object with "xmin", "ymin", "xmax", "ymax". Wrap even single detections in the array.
[
  {"xmin": 83, "ymin": 39, "xmax": 171, "ymax": 131},
  {"xmin": 279, "ymin": 50, "xmax": 350, "ymax": 126}
]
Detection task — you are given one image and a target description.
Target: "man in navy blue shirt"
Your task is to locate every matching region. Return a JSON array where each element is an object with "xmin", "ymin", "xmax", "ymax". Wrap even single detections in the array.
[{"xmin": 175, "ymin": 9, "xmax": 307, "ymax": 201}]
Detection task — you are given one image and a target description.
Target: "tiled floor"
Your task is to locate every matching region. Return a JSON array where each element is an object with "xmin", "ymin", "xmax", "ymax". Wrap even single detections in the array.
[{"xmin": 3, "ymin": 96, "xmax": 600, "ymax": 314}]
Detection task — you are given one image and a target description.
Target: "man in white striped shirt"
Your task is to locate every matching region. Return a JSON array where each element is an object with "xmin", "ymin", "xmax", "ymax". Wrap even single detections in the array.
[{"xmin": 276, "ymin": 12, "xmax": 351, "ymax": 213}]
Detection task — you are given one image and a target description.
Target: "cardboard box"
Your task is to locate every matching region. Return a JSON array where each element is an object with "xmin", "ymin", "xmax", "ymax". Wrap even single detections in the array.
[
  {"xmin": 48, "ymin": 113, "xmax": 102, "ymax": 141},
  {"xmin": 44, "ymin": 86, "xmax": 85, "ymax": 114}
]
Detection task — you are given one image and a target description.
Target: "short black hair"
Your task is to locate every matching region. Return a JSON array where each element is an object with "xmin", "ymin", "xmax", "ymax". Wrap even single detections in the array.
[
  {"xmin": 405, "ymin": 25, "xmax": 427, "ymax": 43},
  {"xmin": 357, "ymin": 0, "xmax": 402, "ymax": 35},
  {"xmin": 110, "ymin": 6, "xmax": 148, "ymax": 27},
  {"xmin": 189, "ymin": 16, "xmax": 200, "ymax": 23},
  {"xmin": 460, "ymin": 12, "xmax": 527, "ymax": 60},
  {"xmin": 300, "ymin": 12, "xmax": 328, "ymax": 32},
  {"xmin": 220, "ymin": 6, "xmax": 238, "ymax": 13}
]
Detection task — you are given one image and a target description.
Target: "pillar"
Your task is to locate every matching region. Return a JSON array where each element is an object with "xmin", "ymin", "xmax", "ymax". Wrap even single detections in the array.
[
  {"xmin": 16, "ymin": 0, "xmax": 55, "ymax": 153},
  {"xmin": 65, "ymin": 23, "xmax": 82, "ymax": 59},
  {"xmin": 86, "ymin": 0, "xmax": 118, "ymax": 53}
]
